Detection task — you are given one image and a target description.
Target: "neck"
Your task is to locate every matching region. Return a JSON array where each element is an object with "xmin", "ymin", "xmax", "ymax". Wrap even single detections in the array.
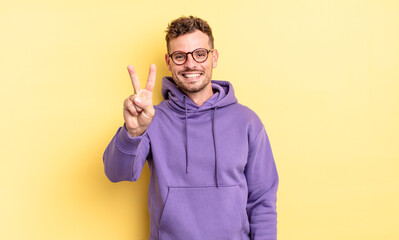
[{"xmin": 184, "ymin": 87, "xmax": 214, "ymax": 107}]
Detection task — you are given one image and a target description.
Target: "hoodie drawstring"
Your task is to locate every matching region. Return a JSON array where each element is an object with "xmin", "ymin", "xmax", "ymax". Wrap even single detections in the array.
[
  {"xmin": 183, "ymin": 96, "xmax": 220, "ymax": 187},
  {"xmin": 212, "ymin": 106, "xmax": 220, "ymax": 187},
  {"xmin": 184, "ymin": 96, "xmax": 189, "ymax": 173}
]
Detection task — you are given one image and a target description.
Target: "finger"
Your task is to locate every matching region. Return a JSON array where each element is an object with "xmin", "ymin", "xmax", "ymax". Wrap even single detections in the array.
[
  {"xmin": 124, "ymin": 98, "xmax": 138, "ymax": 116},
  {"xmin": 138, "ymin": 108, "xmax": 154, "ymax": 120},
  {"xmin": 145, "ymin": 64, "xmax": 156, "ymax": 92},
  {"xmin": 129, "ymin": 95, "xmax": 143, "ymax": 112},
  {"xmin": 127, "ymin": 65, "xmax": 141, "ymax": 95}
]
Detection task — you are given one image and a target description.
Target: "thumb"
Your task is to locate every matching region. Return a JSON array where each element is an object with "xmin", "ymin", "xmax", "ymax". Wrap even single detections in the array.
[
  {"xmin": 133, "ymin": 96, "xmax": 143, "ymax": 106},
  {"xmin": 133, "ymin": 90, "xmax": 153, "ymax": 111},
  {"xmin": 135, "ymin": 96, "xmax": 155, "ymax": 120}
]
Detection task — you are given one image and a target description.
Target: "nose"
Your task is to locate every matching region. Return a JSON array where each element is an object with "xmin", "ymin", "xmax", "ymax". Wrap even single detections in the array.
[{"xmin": 184, "ymin": 53, "xmax": 197, "ymax": 68}]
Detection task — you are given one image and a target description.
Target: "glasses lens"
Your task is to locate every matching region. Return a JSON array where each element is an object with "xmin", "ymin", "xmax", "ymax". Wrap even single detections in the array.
[
  {"xmin": 193, "ymin": 49, "xmax": 208, "ymax": 62},
  {"xmin": 172, "ymin": 52, "xmax": 186, "ymax": 64}
]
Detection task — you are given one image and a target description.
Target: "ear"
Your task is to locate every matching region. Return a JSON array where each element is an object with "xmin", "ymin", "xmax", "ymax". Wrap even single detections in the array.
[
  {"xmin": 212, "ymin": 49, "xmax": 219, "ymax": 68},
  {"xmin": 165, "ymin": 53, "xmax": 172, "ymax": 71}
]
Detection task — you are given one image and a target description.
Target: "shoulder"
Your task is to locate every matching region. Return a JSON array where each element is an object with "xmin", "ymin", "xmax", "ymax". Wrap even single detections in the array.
[
  {"xmin": 219, "ymin": 103, "xmax": 265, "ymax": 140},
  {"xmin": 150, "ymin": 100, "xmax": 178, "ymax": 126},
  {"xmin": 154, "ymin": 100, "xmax": 168, "ymax": 112},
  {"xmin": 225, "ymin": 103, "xmax": 263, "ymax": 126},
  {"xmin": 145, "ymin": 101, "xmax": 170, "ymax": 135},
  {"xmin": 153, "ymin": 100, "xmax": 174, "ymax": 117}
]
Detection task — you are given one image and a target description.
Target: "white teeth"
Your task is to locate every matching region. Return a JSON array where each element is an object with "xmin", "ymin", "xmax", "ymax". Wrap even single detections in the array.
[{"xmin": 183, "ymin": 73, "xmax": 201, "ymax": 78}]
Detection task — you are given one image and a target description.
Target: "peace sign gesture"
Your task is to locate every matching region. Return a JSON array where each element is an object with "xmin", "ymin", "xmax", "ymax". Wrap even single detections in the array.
[{"xmin": 123, "ymin": 64, "xmax": 156, "ymax": 137}]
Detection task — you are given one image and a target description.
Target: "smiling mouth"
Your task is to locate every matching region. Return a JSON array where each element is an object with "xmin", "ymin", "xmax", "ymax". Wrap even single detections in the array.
[{"xmin": 182, "ymin": 73, "xmax": 202, "ymax": 78}]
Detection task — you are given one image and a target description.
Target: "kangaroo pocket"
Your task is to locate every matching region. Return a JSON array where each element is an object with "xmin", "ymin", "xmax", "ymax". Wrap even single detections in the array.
[{"xmin": 159, "ymin": 185, "xmax": 245, "ymax": 240}]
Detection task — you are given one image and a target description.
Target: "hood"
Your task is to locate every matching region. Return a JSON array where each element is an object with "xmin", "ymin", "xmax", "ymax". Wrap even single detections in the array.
[
  {"xmin": 161, "ymin": 76, "xmax": 238, "ymax": 112},
  {"xmin": 160, "ymin": 76, "xmax": 238, "ymax": 187}
]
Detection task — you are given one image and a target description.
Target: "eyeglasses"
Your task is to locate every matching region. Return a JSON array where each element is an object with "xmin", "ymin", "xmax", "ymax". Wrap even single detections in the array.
[{"xmin": 169, "ymin": 48, "xmax": 214, "ymax": 65}]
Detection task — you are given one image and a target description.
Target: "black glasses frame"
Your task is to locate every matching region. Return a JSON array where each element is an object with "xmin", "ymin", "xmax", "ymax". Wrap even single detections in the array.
[{"xmin": 168, "ymin": 48, "xmax": 214, "ymax": 65}]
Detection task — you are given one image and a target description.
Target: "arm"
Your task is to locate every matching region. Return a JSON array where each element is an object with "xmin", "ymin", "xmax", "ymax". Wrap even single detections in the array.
[
  {"xmin": 103, "ymin": 124, "xmax": 150, "ymax": 182},
  {"xmin": 103, "ymin": 64, "xmax": 156, "ymax": 182},
  {"xmin": 245, "ymin": 126, "xmax": 279, "ymax": 240}
]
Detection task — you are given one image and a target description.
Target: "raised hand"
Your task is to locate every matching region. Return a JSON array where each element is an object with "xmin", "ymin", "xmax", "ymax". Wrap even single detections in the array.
[{"xmin": 123, "ymin": 64, "xmax": 156, "ymax": 137}]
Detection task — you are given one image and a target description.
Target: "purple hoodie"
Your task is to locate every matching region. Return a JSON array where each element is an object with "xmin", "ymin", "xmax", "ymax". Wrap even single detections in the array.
[{"xmin": 103, "ymin": 77, "xmax": 279, "ymax": 240}]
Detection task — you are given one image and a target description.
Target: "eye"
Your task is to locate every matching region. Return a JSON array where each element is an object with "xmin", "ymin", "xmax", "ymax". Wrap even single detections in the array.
[
  {"xmin": 173, "ymin": 53, "xmax": 185, "ymax": 60},
  {"xmin": 195, "ymin": 50, "xmax": 207, "ymax": 58}
]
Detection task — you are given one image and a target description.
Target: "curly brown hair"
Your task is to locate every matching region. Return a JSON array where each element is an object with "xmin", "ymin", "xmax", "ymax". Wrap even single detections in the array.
[{"xmin": 165, "ymin": 16, "xmax": 214, "ymax": 53}]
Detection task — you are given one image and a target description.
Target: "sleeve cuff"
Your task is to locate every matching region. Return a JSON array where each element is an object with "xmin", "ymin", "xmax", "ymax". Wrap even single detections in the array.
[{"xmin": 115, "ymin": 124, "xmax": 144, "ymax": 154}]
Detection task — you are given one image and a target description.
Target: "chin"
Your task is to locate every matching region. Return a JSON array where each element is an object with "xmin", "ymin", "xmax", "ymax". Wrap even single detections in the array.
[{"xmin": 177, "ymin": 81, "xmax": 208, "ymax": 94}]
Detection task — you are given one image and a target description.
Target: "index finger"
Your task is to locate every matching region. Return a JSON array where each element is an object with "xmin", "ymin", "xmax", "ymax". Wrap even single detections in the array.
[
  {"xmin": 127, "ymin": 65, "xmax": 141, "ymax": 94},
  {"xmin": 145, "ymin": 64, "xmax": 156, "ymax": 92}
]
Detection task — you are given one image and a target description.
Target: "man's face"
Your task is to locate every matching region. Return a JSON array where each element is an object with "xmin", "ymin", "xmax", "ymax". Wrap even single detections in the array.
[{"xmin": 165, "ymin": 30, "xmax": 219, "ymax": 95}]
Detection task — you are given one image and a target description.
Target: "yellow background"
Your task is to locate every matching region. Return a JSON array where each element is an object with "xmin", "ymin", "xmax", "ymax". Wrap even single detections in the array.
[{"xmin": 1, "ymin": 0, "xmax": 398, "ymax": 239}]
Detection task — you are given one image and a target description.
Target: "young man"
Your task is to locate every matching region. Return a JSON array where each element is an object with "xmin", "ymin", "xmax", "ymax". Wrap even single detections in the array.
[{"xmin": 103, "ymin": 16, "xmax": 279, "ymax": 240}]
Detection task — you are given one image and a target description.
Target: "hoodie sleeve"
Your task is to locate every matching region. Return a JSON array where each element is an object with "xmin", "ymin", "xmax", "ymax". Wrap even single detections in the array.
[
  {"xmin": 102, "ymin": 123, "xmax": 150, "ymax": 183},
  {"xmin": 245, "ymin": 126, "xmax": 279, "ymax": 240}
]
